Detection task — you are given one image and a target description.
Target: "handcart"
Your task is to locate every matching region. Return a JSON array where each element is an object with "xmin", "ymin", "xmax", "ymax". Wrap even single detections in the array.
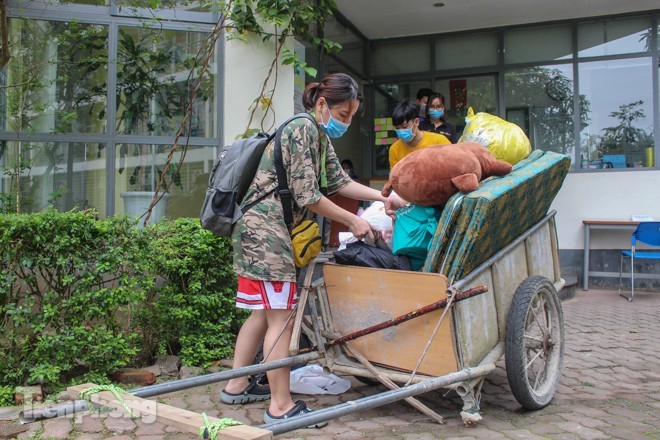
[{"xmin": 26, "ymin": 150, "xmax": 571, "ymax": 439}]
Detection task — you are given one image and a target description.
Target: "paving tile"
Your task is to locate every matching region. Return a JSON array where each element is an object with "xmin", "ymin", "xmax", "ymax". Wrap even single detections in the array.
[
  {"xmin": 41, "ymin": 417, "xmax": 74, "ymax": 439},
  {"xmin": 74, "ymin": 413, "xmax": 105, "ymax": 433},
  {"xmin": 134, "ymin": 418, "xmax": 167, "ymax": 436},
  {"xmin": 8, "ymin": 289, "xmax": 660, "ymax": 440},
  {"xmin": 103, "ymin": 414, "xmax": 136, "ymax": 433}
]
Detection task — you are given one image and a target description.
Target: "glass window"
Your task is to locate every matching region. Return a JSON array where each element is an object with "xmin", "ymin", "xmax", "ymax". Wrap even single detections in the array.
[
  {"xmin": 505, "ymin": 65, "xmax": 576, "ymax": 160},
  {"xmin": 373, "ymin": 41, "xmax": 431, "ymax": 76},
  {"xmin": 436, "ymin": 76, "xmax": 498, "ymax": 139},
  {"xmin": 324, "ymin": 15, "xmax": 365, "ymax": 76},
  {"xmin": 333, "ymin": 43, "xmax": 365, "ymax": 76},
  {"xmin": 578, "ymin": 17, "xmax": 652, "ymax": 57},
  {"xmin": 111, "ymin": 1, "xmax": 213, "ymax": 20},
  {"xmin": 504, "ymin": 25, "xmax": 572, "ymax": 64},
  {"xmin": 372, "ymin": 81, "xmax": 431, "ymax": 175},
  {"xmin": 115, "ymin": 144, "xmax": 215, "ymax": 225},
  {"xmin": 0, "ymin": 141, "xmax": 106, "ymax": 215},
  {"xmin": 436, "ymin": 32, "xmax": 498, "ymax": 70},
  {"xmin": 0, "ymin": 19, "xmax": 108, "ymax": 134},
  {"xmin": 116, "ymin": 27, "xmax": 216, "ymax": 137},
  {"xmin": 374, "ymin": 81, "xmax": 431, "ymax": 116},
  {"xmin": 578, "ymin": 58, "xmax": 654, "ymax": 169},
  {"xmin": 47, "ymin": 0, "xmax": 109, "ymax": 5}
]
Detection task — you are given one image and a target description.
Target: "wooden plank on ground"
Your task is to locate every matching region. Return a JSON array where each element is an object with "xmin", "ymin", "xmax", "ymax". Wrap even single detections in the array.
[{"xmin": 67, "ymin": 383, "xmax": 272, "ymax": 440}]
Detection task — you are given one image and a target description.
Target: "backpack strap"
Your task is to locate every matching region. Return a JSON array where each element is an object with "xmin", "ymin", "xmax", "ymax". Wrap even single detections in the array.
[
  {"xmin": 240, "ymin": 113, "xmax": 321, "ymax": 228},
  {"xmin": 273, "ymin": 113, "xmax": 320, "ymax": 230}
]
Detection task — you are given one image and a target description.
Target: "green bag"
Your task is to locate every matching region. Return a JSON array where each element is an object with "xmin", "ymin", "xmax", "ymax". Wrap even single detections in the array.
[{"xmin": 392, "ymin": 204, "xmax": 443, "ymax": 271}]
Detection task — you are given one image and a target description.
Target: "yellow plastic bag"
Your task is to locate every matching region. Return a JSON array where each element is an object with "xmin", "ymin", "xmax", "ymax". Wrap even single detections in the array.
[
  {"xmin": 459, "ymin": 107, "xmax": 531, "ymax": 165},
  {"xmin": 291, "ymin": 219, "xmax": 321, "ymax": 268}
]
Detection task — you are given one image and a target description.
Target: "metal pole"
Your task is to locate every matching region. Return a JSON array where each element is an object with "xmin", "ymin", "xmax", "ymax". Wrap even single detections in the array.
[
  {"xmin": 131, "ymin": 351, "xmax": 321, "ymax": 397},
  {"xmin": 259, "ymin": 363, "xmax": 496, "ymax": 435},
  {"xmin": 20, "ymin": 351, "xmax": 321, "ymax": 422}
]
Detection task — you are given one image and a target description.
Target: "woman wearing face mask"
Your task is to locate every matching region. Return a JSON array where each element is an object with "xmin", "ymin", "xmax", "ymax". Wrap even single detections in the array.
[
  {"xmin": 389, "ymin": 98, "xmax": 451, "ymax": 170},
  {"xmin": 221, "ymin": 73, "xmax": 407, "ymax": 427},
  {"xmin": 419, "ymin": 93, "xmax": 458, "ymax": 143}
]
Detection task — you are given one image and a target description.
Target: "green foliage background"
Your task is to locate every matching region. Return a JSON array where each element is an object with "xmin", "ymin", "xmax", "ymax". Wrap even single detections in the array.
[{"xmin": 0, "ymin": 211, "xmax": 242, "ymax": 406}]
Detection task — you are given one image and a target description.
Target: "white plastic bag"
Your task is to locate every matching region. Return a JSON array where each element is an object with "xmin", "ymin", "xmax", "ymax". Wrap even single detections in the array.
[
  {"xmin": 337, "ymin": 231, "xmax": 358, "ymax": 251},
  {"xmin": 289, "ymin": 365, "xmax": 351, "ymax": 395},
  {"xmin": 358, "ymin": 201, "xmax": 394, "ymax": 248}
]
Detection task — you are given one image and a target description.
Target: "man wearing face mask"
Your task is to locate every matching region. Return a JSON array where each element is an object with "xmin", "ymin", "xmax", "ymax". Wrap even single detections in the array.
[
  {"xmin": 388, "ymin": 99, "xmax": 451, "ymax": 170},
  {"xmin": 415, "ymin": 88, "xmax": 433, "ymax": 123},
  {"xmin": 419, "ymin": 93, "xmax": 458, "ymax": 143}
]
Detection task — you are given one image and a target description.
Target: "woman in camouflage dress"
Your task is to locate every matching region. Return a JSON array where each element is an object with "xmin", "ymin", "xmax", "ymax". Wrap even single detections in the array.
[{"xmin": 221, "ymin": 73, "xmax": 406, "ymax": 426}]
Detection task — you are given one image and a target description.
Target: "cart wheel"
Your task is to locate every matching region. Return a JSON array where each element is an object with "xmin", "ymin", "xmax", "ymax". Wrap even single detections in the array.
[{"xmin": 505, "ymin": 276, "xmax": 564, "ymax": 410}]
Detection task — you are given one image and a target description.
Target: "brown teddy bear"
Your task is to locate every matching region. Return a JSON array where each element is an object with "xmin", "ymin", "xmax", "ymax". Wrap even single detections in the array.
[{"xmin": 382, "ymin": 142, "xmax": 513, "ymax": 206}]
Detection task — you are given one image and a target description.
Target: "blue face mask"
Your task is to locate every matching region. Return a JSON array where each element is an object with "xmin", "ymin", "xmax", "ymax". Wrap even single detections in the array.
[
  {"xmin": 395, "ymin": 128, "xmax": 415, "ymax": 143},
  {"xmin": 429, "ymin": 109, "xmax": 444, "ymax": 120},
  {"xmin": 320, "ymin": 105, "xmax": 350, "ymax": 138}
]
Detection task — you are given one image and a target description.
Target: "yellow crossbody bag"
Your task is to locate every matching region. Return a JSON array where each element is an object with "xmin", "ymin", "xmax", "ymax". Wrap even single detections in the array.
[{"xmin": 290, "ymin": 219, "xmax": 322, "ymax": 268}]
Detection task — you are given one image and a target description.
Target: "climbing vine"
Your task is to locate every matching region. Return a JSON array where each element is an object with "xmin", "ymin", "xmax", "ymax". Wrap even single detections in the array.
[
  {"xmin": 0, "ymin": 0, "xmax": 340, "ymax": 220},
  {"xmin": 135, "ymin": 0, "xmax": 342, "ymax": 222}
]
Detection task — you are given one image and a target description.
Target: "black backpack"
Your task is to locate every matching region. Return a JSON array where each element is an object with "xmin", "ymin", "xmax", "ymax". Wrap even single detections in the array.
[{"xmin": 200, "ymin": 113, "xmax": 318, "ymax": 236}]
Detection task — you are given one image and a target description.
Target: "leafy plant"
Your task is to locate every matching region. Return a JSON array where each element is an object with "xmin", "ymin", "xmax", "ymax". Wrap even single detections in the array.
[
  {"xmin": 1, "ymin": 211, "xmax": 244, "ymax": 395},
  {"xmin": 137, "ymin": 218, "xmax": 247, "ymax": 366},
  {"xmin": 0, "ymin": 210, "xmax": 153, "ymax": 391},
  {"xmin": 114, "ymin": 27, "xmax": 187, "ymax": 192},
  {"xmin": 225, "ymin": 0, "xmax": 340, "ymax": 135},
  {"xmin": 0, "ymin": 385, "xmax": 13, "ymax": 407},
  {"xmin": 600, "ymin": 100, "xmax": 653, "ymax": 153}
]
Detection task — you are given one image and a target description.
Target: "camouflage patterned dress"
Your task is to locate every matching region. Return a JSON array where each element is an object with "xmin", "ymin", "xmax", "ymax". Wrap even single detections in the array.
[{"xmin": 231, "ymin": 116, "xmax": 353, "ymax": 282}]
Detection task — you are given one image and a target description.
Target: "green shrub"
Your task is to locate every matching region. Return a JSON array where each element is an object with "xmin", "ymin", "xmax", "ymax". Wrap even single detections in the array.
[
  {"xmin": 0, "ymin": 385, "xmax": 14, "ymax": 407},
  {"xmin": 0, "ymin": 212, "xmax": 243, "ymax": 394},
  {"xmin": 139, "ymin": 218, "xmax": 246, "ymax": 367},
  {"xmin": 0, "ymin": 210, "xmax": 153, "ymax": 391}
]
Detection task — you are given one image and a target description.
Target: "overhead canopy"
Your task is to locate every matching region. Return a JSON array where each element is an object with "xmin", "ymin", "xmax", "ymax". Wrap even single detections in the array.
[{"xmin": 335, "ymin": 0, "xmax": 659, "ymax": 39}]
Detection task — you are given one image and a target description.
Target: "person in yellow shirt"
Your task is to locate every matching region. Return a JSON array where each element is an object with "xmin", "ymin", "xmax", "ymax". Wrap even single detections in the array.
[{"xmin": 389, "ymin": 99, "xmax": 451, "ymax": 170}]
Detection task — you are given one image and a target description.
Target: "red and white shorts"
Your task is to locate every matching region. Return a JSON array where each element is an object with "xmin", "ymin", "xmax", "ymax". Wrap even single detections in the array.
[{"xmin": 236, "ymin": 276, "xmax": 298, "ymax": 310}]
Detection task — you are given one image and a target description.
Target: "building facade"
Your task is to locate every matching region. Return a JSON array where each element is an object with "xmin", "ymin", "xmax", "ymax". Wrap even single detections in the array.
[{"xmin": 2, "ymin": 1, "xmax": 659, "ymax": 286}]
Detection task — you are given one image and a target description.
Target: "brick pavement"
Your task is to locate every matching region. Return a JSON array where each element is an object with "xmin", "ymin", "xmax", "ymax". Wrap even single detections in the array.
[{"xmin": 11, "ymin": 288, "xmax": 660, "ymax": 439}]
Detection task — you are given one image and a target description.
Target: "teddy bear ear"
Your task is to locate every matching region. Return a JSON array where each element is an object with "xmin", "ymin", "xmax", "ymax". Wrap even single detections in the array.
[{"xmin": 451, "ymin": 173, "xmax": 480, "ymax": 192}]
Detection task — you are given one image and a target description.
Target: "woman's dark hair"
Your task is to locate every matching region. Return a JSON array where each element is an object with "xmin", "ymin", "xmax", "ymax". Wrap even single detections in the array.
[
  {"xmin": 392, "ymin": 99, "xmax": 420, "ymax": 126},
  {"xmin": 302, "ymin": 73, "xmax": 363, "ymax": 110},
  {"xmin": 425, "ymin": 93, "xmax": 446, "ymax": 119}
]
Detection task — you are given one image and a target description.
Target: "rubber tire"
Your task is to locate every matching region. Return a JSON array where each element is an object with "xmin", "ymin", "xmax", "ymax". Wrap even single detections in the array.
[{"xmin": 505, "ymin": 276, "xmax": 565, "ymax": 410}]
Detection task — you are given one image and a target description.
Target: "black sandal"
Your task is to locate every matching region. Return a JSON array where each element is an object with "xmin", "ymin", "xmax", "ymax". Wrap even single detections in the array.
[
  {"xmin": 220, "ymin": 378, "xmax": 271, "ymax": 404},
  {"xmin": 263, "ymin": 400, "xmax": 328, "ymax": 428}
]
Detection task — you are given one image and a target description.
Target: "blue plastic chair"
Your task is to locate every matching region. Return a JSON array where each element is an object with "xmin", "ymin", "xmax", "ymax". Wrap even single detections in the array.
[{"xmin": 618, "ymin": 222, "xmax": 660, "ymax": 301}]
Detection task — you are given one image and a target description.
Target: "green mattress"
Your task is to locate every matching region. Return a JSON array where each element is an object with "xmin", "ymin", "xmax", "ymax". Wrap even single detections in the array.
[{"xmin": 422, "ymin": 150, "xmax": 571, "ymax": 281}]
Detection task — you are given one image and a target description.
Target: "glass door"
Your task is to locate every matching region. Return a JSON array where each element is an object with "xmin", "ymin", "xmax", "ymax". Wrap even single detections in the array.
[{"xmin": 434, "ymin": 75, "xmax": 498, "ymax": 140}]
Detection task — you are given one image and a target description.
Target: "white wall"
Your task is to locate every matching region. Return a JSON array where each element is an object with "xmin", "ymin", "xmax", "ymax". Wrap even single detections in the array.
[
  {"xmin": 223, "ymin": 33, "xmax": 295, "ymax": 143},
  {"xmin": 551, "ymin": 169, "xmax": 660, "ymax": 250}
]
